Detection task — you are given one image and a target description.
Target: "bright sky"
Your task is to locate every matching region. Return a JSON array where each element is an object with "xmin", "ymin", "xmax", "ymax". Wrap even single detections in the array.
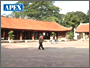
[{"xmin": 1, "ymin": 1, "xmax": 89, "ymax": 15}]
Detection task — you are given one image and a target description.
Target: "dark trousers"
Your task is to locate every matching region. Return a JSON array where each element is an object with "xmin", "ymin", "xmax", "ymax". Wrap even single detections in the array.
[{"xmin": 38, "ymin": 42, "xmax": 44, "ymax": 50}]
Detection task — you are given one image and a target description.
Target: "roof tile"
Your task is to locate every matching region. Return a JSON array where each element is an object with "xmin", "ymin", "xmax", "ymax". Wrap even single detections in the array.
[
  {"xmin": 76, "ymin": 23, "xmax": 89, "ymax": 32},
  {"xmin": 1, "ymin": 17, "xmax": 72, "ymax": 31}
]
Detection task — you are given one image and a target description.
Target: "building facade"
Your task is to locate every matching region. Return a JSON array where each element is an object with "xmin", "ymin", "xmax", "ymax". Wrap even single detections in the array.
[
  {"xmin": 1, "ymin": 17, "xmax": 72, "ymax": 40},
  {"xmin": 76, "ymin": 23, "xmax": 89, "ymax": 41}
]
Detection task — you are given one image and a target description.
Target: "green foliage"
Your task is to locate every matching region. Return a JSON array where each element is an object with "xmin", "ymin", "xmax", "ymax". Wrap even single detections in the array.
[
  {"xmin": 74, "ymin": 11, "xmax": 88, "ymax": 23},
  {"xmin": 12, "ymin": 1, "xmax": 89, "ymax": 31},
  {"xmin": 62, "ymin": 11, "xmax": 89, "ymax": 29},
  {"xmin": 13, "ymin": 1, "xmax": 60, "ymax": 21},
  {"xmin": 51, "ymin": 32, "xmax": 56, "ymax": 37},
  {"xmin": 63, "ymin": 12, "xmax": 80, "ymax": 28},
  {"xmin": 43, "ymin": 16, "xmax": 58, "ymax": 22},
  {"xmin": 68, "ymin": 32, "xmax": 74, "ymax": 40},
  {"xmin": 8, "ymin": 31, "xmax": 15, "ymax": 40}
]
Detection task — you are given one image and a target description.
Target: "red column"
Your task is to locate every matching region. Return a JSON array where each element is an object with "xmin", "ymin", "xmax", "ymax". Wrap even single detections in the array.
[
  {"xmin": 20, "ymin": 31, "xmax": 23, "ymax": 40},
  {"xmin": 42, "ymin": 36, "xmax": 44, "ymax": 39},
  {"xmin": 3, "ymin": 31, "xmax": 5, "ymax": 39},
  {"xmin": 8, "ymin": 31, "xmax": 10, "ymax": 40},
  {"xmin": 32, "ymin": 34, "xmax": 34, "ymax": 40}
]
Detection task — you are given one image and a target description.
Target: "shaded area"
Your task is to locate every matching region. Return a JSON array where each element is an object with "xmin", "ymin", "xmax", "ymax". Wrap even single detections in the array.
[{"xmin": 1, "ymin": 45, "xmax": 89, "ymax": 67}]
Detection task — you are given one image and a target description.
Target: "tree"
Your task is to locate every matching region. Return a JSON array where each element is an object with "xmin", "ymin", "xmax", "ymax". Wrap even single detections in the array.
[
  {"xmin": 85, "ymin": 10, "xmax": 89, "ymax": 23},
  {"xmin": 62, "ymin": 11, "xmax": 89, "ymax": 39},
  {"xmin": 62, "ymin": 12, "xmax": 80, "ymax": 39},
  {"xmin": 8, "ymin": 30, "xmax": 15, "ymax": 40},
  {"xmin": 58, "ymin": 14, "xmax": 65, "ymax": 25},
  {"xmin": 43, "ymin": 16, "xmax": 58, "ymax": 22},
  {"xmin": 74, "ymin": 11, "xmax": 88, "ymax": 23},
  {"xmin": 13, "ymin": 1, "xmax": 60, "ymax": 21},
  {"xmin": 51, "ymin": 32, "xmax": 56, "ymax": 37},
  {"xmin": 67, "ymin": 31, "xmax": 74, "ymax": 40},
  {"xmin": 63, "ymin": 12, "xmax": 80, "ymax": 28},
  {"xmin": 12, "ymin": 1, "xmax": 31, "ymax": 19}
]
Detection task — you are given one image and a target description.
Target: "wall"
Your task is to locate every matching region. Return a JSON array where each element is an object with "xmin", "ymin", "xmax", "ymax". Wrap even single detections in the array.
[{"xmin": 58, "ymin": 31, "xmax": 67, "ymax": 40}]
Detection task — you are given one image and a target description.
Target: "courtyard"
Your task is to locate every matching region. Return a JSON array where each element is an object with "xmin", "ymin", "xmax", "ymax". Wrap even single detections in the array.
[{"xmin": 1, "ymin": 41, "xmax": 89, "ymax": 67}]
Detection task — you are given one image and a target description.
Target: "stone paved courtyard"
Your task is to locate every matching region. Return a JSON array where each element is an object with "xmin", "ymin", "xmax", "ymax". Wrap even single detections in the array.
[{"xmin": 1, "ymin": 41, "xmax": 89, "ymax": 67}]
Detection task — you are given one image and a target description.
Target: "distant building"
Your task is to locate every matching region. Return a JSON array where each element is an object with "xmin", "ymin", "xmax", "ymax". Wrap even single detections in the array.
[
  {"xmin": 1, "ymin": 17, "xmax": 72, "ymax": 40},
  {"xmin": 75, "ymin": 23, "xmax": 89, "ymax": 41}
]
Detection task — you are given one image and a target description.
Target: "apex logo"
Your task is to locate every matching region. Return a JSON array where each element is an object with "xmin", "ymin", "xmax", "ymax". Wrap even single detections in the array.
[{"xmin": 4, "ymin": 4, "xmax": 23, "ymax": 11}]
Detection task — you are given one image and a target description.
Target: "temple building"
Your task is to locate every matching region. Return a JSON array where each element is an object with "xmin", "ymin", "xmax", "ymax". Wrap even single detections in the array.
[
  {"xmin": 1, "ymin": 17, "xmax": 72, "ymax": 40},
  {"xmin": 76, "ymin": 23, "xmax": 89, "ymax": 40}
]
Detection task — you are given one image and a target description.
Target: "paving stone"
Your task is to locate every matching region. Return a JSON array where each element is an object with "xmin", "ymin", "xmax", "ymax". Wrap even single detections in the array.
[
  {"xmin": 63, "ymin": 62, "xmax": 73, "ymax": 67},
  {"xmin": 7, "ymin": 64, "xmax": 16, "ymax": 67},
  {"xmin": 72, "ymin": 63, "xmax": 82, "ymax": 67},
  {"xmin": 1, "ymin": 61, "xmax": 11, "ymax": 67},
  {"xmin": 1, "ymin": 41, "xmax": 89, "ymax": 67},
  {"xmin": 40, "ymin": 63, "xmax": 48, "ymax": 67}
]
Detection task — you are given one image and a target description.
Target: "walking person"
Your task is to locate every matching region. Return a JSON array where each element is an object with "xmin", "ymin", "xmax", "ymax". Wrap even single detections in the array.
[{"xmin": 38, "ymin": 35, "xmax": 44, "ymax": 50}]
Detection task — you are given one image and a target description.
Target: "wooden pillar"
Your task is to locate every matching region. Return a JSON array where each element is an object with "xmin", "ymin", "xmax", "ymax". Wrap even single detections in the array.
[
  {"xmin": 3, "ymin": 31, "xmax": 5, "ymax": 39},
  {"xmin": 20, "ymin": 31, "xmax": 23, "ymax": 40},
  {"xmin": 32, "ymin": 34, "xmax": 34, "ymax": 40},
  {"xmin": 42, "ymin": 35, "xmax": 44, "ymax": 39},
  {"xmin": 8, "ymin": 31, "xmax": 10, "ymax": 40},
  {"xmin": 32, "ymin": 32, "xmax": 35, "ymax": 40}
]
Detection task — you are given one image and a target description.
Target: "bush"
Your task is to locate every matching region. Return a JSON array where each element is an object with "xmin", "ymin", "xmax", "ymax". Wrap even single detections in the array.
[
  {"xmin": 51, "ymin": 32, "xmax": 56, "ymax": 37},
  {"xmin": 8, "ymin": 30, "xmax": 15, "ymax": 40},
  {"xmin": 68, "ymin": 32, "xmax": 74, "ymax": 40}
]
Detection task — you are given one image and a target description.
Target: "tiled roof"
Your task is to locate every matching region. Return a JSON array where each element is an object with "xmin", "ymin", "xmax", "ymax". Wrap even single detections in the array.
[
  {"xmin": 76, "ymin": 23, "xmax": 89, "ymax": 33},
  {"xmin": 1, "ymin": 17, "xmax": 72, "ymax": 31}
]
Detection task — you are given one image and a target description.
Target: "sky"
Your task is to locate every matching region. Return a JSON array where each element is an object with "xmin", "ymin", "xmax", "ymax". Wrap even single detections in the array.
[{"xmin": 1, "ymin": 1, "xmax": 89, "ymax": 15}]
